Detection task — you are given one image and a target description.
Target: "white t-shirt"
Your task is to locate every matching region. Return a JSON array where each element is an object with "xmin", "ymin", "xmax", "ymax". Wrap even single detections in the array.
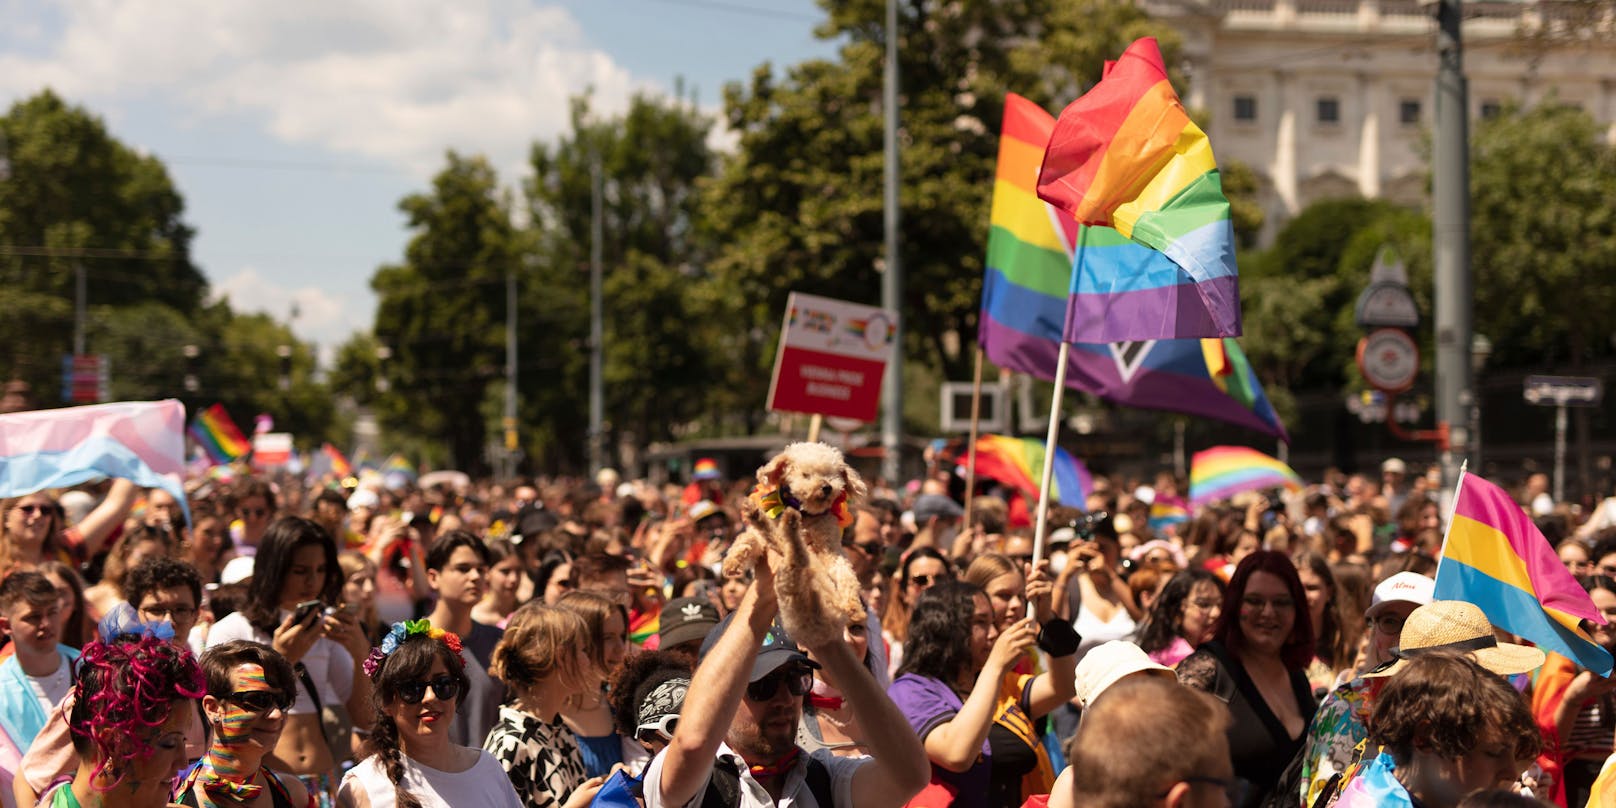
[
  {"xmin": 204, "ymin": 611, "xmax": 353, "ymax": 715},
  {"xmin": 338, "ymin": 749, "xmax": 522, "ymax": 808},
  {"xmin": 24, "ymin": 655, "xmax": 72, "ymax": 716},
  {"xmin": 642, "ymin": 741, "xmax": 867, "ymax": 808}
]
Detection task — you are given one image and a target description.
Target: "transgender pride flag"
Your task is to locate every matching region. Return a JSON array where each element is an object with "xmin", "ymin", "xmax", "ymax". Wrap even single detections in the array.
[{"xmin": 0, "ymin": 400, "xmax": 188, "ymax": 517}]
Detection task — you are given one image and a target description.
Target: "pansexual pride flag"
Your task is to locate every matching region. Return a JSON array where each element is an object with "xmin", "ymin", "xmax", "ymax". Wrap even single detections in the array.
[
  {"xmin": 1188, "ymin": 445, "xmax": 1302, "ymax": 507},
  {"xmin": 1436, "ymin": 472, "xmax": 1612, "ymax": 676},
  {"xmin": 966, "ymin": 434, "xmax": 1092, "ymax": 506},
  {"xmin": 1036, "ymin": 37, "xmax": 1240, "ymax": 340},
  {"xmin": 0, "ymin": 400, "xmax": 188, "ymax": 517},
  {"xmin": 189, "ymin": 403, "xmax": 250, "ymax": 464}
]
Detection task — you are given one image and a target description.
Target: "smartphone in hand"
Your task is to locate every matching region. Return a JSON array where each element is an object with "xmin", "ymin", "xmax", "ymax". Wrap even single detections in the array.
[{"xmin": 291, "ymin": 599, "xmax": 325, "ymax": 624}]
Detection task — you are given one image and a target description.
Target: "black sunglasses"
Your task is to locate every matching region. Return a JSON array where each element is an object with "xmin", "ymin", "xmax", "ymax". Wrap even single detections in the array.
[
  {"xmin": 396, "ymin": 675, "xmax": 461, "ymax": 705},
  {"xmin": 13, "ymin": 504, "xmax": 61, "ymax": 517},
  {"xmin": 228, "ymin": 690, "xmax": 294, "ymax": 713},
  {"xmin": 745, "ymin": 668, "xmax": 812, "ymax": 702}
]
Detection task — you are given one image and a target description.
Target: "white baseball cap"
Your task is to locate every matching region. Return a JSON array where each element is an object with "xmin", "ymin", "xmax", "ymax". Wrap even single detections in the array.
[
  {"xmin": 220, "ymin": 556, "xmax": 256, "ymax": 586},
  {"xmin": 1073, "ymin": 641, "xmax": 1173, "ymax": 707},
  {"xmin": 1365, "ymin": 571, "xmax": 1435, "ymax": 617}
]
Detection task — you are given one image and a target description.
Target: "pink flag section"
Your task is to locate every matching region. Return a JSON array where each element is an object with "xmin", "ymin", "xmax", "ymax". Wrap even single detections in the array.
[
  {"xmin": 0, "ymin": 400, "xmax": 188, "ymax": 512},
  {"xmin": 1453, "ymin": 472, "xmax": 1602, "ymax": 623}
]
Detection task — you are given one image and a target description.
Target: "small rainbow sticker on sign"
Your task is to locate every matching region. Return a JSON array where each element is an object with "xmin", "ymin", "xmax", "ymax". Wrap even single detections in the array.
[{"xmin": 844, "ymin": 314, "xmax": 896, "ymax": 351}]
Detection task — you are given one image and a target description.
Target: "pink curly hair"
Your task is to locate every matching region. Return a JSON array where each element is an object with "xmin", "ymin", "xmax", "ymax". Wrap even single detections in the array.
[{"xmin": 68, "ymin": 634, "xmax": 205, "ymax": 787}]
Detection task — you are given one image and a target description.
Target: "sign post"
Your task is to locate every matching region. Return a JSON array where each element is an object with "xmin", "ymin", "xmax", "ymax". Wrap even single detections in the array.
[
  {"xmin": 767, "ymin": 292, "xmax": 898, "ymax": 427},
  {"xmin": 1523, "ymin": 375, "xmax": 1603, "ymax": 503}
]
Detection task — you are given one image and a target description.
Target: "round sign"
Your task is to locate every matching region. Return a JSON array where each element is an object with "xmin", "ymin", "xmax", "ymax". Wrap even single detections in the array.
[{"xmin": 1357, "ymin": 329, "xmax": 1420, "ymax": 393}]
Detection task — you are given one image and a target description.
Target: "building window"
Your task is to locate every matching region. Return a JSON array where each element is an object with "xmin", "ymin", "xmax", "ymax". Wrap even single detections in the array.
[
  {"xmin": 1480, "ymin": 100, "xmax": 1502, "ymax": 119},
  {"xmin": 1399, "ymin": 99, "xmax": 1421, "ymax": 126},
  {"xmin": 1317, "ymin": 96, "xmax": 1340, "ymax": 125},
  {"xmin": 1233, "ymin": 95, "xmax": 1258, "ymax": 122}
]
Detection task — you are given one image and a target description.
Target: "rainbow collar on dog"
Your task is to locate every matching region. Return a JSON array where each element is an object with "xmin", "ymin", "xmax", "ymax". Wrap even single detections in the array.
[{"xmin": 751, "ymin": 484, "xmax": 854, "ymax": 528}]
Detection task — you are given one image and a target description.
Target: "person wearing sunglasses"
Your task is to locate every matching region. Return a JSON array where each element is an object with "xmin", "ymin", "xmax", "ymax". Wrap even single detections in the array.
[
  {"xmin": 229, "ymin": 480, "xmax": 279, "ymax": 559},
  {"xmin": 880, "ymin": 547, "xmax": 952, "ymax": 679},
  {"xmin": 646, "ymin": 554, "xmax": 929, "ymax": 808},
  {"xmin": 606, "ymin": 649, "xmax": 693, "ymax": 769},
  {"xmin": 173, "ymin": 640, "xmax": 310, "ymax": 808},
  {"xmin": 0, "ymin": 479, "xmax": 138, "ymax": 577},
  {"xmin": 484, "ymin": 604, "xmax": 607, "ymax": 808},
  {"xmin": 337, "ymin": 620, "xmax": 521, "ymax": 808}
]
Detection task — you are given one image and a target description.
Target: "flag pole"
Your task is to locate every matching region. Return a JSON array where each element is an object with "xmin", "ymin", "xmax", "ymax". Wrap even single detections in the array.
[
  {"xmin": 962, "ymin": 347, "xmax": 985, "ymax": 533},
  {"xmin": 1433, "ymin": 459, "xmax": 1469, "ymax": 580},
  {"xmin": 1028, "ymin": 342, "xmax": 1072, "ymax": 618}
]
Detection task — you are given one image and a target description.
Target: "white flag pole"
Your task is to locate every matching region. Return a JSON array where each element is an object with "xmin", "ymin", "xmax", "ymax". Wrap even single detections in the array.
[
  {"xmin": 1028, "ymin": 341, "xmax": 1071, "ymax": 619},
  {"xmin": 1433, "ymin": 459, "xmax": 1469, "ymax": 582}
]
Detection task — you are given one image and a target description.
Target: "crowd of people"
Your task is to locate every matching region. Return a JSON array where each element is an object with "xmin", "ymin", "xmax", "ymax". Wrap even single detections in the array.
[{"xmin": 1, "ymin": 451, "xmax": 1615, "ymax": 808}]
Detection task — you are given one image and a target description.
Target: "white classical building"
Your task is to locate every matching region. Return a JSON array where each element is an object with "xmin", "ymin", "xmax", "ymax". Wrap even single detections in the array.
[{"xmin": 1150, "ymin": 0, "xmax": 1616, "ymax": 241}]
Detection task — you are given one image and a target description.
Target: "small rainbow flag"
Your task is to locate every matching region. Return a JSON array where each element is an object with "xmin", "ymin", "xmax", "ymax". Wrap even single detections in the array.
[
  {"xmin": 381, "ymin": 454, "xmax": 415, "ymax": 480},
  {"xmin": 322, "ymin": 443, "xmax": 353, "ymax": 478},
  {"xmin": 1037, "ymin": 37, "xmax": 1240, "ymax": 341},
  {"xmin": 1148, "ymin": 498, "xmax": 1189, "ymax": 534},
  {"xmin": 1436, "ymin": 471, "xmax": 1612, "ymax": 676},
  {"xmin": 629, "ymin": 607, "xmax": 659, "ymax": 647},
  {"xmin": 188, "ymin": 404, "xmax": 251, "ymax": 465},
  {"xmin": 966, "ymin": 435, "xmax": 1092, "ymax": 506},
  {"xmin": 1188, "ymin": 445, "xmax": 1302, "ymax": 507}
]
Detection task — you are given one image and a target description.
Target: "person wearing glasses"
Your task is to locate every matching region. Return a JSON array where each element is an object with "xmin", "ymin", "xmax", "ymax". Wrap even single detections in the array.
[
  {"xmin": 645, "ymin": 556, "xmax": 928, "ymax": 808},
  {"xmin": 42, "ymin": 627, "xmax": 204, "ymax": 808},
  {"xmin": 1176, "ymin": 551, "xmax": 1318, "ymax": 808},
  {"xmin": 484, "ymin": 603, "xmax": 606, "ymax": 808},
  {"xmin": 173, "ymin": 640, "xmax": 310, "ymax": 808},
  {"xmin": 0, "ymin": 480, "xmax": 138, "ymax": 576},
  {"xmin": 1133, "ymin": 569, "xmax": 1225, "ymax": 667},
  {"xmin": 337, "ymin": 620, "xmax": 521, "ymax": 808},
  {"xmin": 1063, "ymin": 675, "xmax": 1240, "ymax": 808}
]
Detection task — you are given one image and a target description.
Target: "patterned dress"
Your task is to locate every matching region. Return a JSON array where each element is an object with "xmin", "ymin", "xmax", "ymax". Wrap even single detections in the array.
[
  {"xmin": 1297, "ymin": 675, "xmax": 1379, "ymax": 807},
  {"xmin": 483, "ymin": 706, "xmax": 590, "ymax": 808}
]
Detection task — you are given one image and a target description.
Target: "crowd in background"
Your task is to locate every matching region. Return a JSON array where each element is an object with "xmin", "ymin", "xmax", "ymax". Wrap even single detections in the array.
[{"xmin": 5, "ymin": 450, "xmax": 1616, "ymax": 808}]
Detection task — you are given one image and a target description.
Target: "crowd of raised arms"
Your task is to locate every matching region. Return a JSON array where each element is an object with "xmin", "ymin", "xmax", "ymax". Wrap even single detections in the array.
[{"xmin": 4, "ymin": 454, "xmax": 1616, "ymax": 808}]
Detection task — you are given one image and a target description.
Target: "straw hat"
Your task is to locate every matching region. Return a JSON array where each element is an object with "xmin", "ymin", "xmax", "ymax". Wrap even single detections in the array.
[{"xmin": 1363, "ymin": 600, "xmax": 1545, "ymax": 679}]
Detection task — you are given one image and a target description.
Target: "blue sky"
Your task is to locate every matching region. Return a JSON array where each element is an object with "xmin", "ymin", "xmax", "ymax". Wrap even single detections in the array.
[{"xmin": 0, "ymin": 0, "xmax": 836, "ymax": 357}]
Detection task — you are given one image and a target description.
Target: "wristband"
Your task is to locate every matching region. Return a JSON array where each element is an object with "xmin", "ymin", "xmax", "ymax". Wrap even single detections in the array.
[{"xmin": 1037, "ymin": 618, "xmax": 1081, "ymax": 658}]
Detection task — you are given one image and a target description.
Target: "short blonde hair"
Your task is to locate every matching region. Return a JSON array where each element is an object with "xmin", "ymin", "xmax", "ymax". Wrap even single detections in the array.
[
  {"xmin": 490, "ymin": 602, "xmax": 590, "ymax": 690},
  {"xmin": 1068, "ymin": 677, "xmax": 1231, "ymax": 807}
]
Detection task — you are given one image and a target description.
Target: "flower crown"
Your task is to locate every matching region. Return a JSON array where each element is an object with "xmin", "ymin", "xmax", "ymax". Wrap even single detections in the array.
[{"xmin": 362, "ymin": 619, "xmax": 465, "ymax": 678}]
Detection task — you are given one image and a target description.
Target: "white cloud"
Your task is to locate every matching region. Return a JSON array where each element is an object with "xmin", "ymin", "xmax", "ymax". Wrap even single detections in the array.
[
  {"xmin": 212, "ymin": 267, "xmax": 354, "ymax": 361},
  {"xmin": 0, "ymin": 0, "xmax": 645, "ymax": 178}
]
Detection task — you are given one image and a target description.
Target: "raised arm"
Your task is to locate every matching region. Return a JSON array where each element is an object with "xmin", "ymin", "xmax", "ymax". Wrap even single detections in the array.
[
  {"xmin": 921, "ymin": 618, "xmax": 1037, "ymax": 771},
  {"xmin": 812, "ymin": 637, "xmax": 929, "ymax": 808},
  {"xmin": 658, "ymin": 563, "xmax": 778, "ymax": 808},
  {"xmin": 1023, "ymin": 560, "xmax": 1078, "ymax": 717},
  {"xmin": 72, "ymin": 478, "xmax": 139, "ymax": 557}
]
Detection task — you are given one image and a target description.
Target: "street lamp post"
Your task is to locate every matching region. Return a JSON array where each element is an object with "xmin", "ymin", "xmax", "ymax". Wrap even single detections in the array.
[{"xmin": 1470, "ymin": 333, "xmax": 1491, "ymax": 470}]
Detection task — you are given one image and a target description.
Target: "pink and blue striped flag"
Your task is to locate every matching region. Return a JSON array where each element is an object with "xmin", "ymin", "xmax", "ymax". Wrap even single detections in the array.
[
  {"xmin": 1436, "ymin": 471, "xmax": 1612, "ymax": 676},
  {"xmin": 0, "ymin": 400, "xmax": 188, "ymax": 518},
  {"xmin": 1036, "ymin": 37, "xmax": 1240, "ymax": 342}
]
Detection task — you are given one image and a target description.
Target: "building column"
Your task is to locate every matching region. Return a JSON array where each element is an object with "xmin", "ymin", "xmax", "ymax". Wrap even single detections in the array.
[
  {"xmin": 1274, "ymin": 70, "xmax": 1299, "ymax": 215},
  {"xmin": 1358, "ymin": 72, "xmax": 1381, "ymax": 197}
]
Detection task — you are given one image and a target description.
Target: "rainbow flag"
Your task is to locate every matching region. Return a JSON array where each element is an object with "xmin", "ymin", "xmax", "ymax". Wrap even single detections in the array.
[
  {"xmin": 322, "ymin": 443, "xmax": 353, "ymax": 478},
  {"xmin": 1148, "ymin": 498, "xmax": 1189, "ymax": 534},
  {"xmin": 188, "ymin": 403, "xmax": 251, "ymax": 465},
  {"xmin": 1037, "ymin": 37, "xmax": 1240, "ymax": 340},
  {"xmin": 978, "ymin": 94, "xmax": 1286, "ymax": 442},
  {"xmin": 1188, "ymin": 445, "xmax": 1302, "ymax": 507},
  {"xmin": 0, "ymin": 400, "xmax": 189, "ymax": 519},
  {"xmin": 1436, "ymin": 471, "xmax": 1612, "ymax": 676},
  {"xmin": 966, "ymin": 434, "xmax": 1092, "ymax": 506},
  {"xmin": 629, "ymin": 607, "xmax": 660, "ymax": 647},
  {"xmin": 381, "ymin": 454, "xmax": 416, "ymax": 480}
]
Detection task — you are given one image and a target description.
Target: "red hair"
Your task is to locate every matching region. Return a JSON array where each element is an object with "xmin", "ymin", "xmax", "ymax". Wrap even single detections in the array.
[{"xmin": 1210, "ymin": 550, "xmax": 1315, "ymax": 671}]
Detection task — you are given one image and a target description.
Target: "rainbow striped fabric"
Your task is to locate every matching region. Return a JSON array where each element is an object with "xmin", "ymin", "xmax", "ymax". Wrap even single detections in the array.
[
  {"xmin": 1188, "ymin": 445, "xmax": 1302, "ymax": 507},
  {"xmin": 1036, "ymin": 37, "xmax": 1240, "ymax": 341},
  {"xmin": 967, "ymin": 434, "xmax": 1092, "ymax": 506},
  {"xmin": 1436, "ymin": 472, "xmax": 1612, "ymax": 676},
  {"xmin": 0, "ymin": 400, "xmax": 188, "ymax": 517},
  {"xmin": 322, "ymin": 443, "xmax": 353, "ymax": 478},
  {"xmin": 978, "ymin": 94, "xmax": 1286, "ymax": 441},
  {"xmin": 189, "ymin": 403, "xmax": 251, "ymax": 465}
]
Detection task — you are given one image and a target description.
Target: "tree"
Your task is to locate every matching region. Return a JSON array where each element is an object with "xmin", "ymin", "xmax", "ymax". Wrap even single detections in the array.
[
  {"xmin": 371, "ymin": 153, "xmax": 516, "ymax": 472},
  {"xmin": 702, "ymin": 0, "xmax": 1183, "ymax": 429}
]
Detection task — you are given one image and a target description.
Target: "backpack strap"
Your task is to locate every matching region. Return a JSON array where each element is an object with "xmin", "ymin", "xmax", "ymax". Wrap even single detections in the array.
[{"xmin": 804, "ymin": 756, "xmax": 834, "ymax": 807}]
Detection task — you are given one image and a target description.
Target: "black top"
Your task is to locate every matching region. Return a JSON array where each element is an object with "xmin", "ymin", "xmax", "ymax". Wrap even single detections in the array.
[
  {"xmin": 987, "ymin": 722, "xmax": 1038, "ymax": 808},
  {"xmin": 1177, "ymin": 640, "xmax": 1317, "ymax": 808}
]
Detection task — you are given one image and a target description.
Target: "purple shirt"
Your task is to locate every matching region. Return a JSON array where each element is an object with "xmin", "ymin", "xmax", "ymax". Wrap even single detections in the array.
[{"xmin": 886, "ymin": 673, "xmax": 990, "ymax": 808}]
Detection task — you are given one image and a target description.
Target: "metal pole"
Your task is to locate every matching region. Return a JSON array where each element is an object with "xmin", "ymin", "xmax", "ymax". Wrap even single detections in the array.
[
  {"xmin": 589, "ymin": 157, "xmax": 605, "ymax": 474},
  {"xmin": 1555, "ymin": 403, "xmax": 1568, "ymax": 504},
  {"xmin": 1432, "ymin": 0, "xmax": 1472, "ymax": 491},
  {"xmin": 503, "ymin": 269, "xmax": 518, "ymax": 480},
  {"xmin": 74, "ymin": 263, "xmax": 86, "ymax": 356},
  {"xmin": 880, "ymin": 0, "xmax": 903, "ymax": 485}
]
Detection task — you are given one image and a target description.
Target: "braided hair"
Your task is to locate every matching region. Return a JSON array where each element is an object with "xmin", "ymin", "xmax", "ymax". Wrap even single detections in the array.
[{"xmin": 366, "ymin": 632, "xmax": 470, "ymax": 808}]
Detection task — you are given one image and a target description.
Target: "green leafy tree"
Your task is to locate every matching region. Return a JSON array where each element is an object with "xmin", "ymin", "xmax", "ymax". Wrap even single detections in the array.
[
  {"xmin": 371, "ymin": 152, "xmax": 516, "ymax": 472},
  {"xmin": 702, "ymin": 0, "xmax": 1182, "ymax": 431}
]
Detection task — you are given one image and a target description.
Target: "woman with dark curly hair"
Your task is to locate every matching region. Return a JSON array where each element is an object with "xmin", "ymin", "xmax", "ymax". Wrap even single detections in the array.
[
  {"xmin": 336, "ymin": 621, "xmax": 519, "ymax": 808},
  {"xmin": 606, "ymin": 649, "xmax": 692, "ymax": 768},
  {"xmin": 1176, "ymin": 550, "xmax": 1317, "ymax": 807},
  {"xmin": 887, "ymin": 581, "xmax": 1048, "ymax": 808},
  {"xmin": 1131, "ymin": 568, "xmax": 1224, "ymax": 667},
  {"xmin": 48, "ymin": 631, "xmax": 204, "ymax": 808},
  {"xmin": 1341, "ymin": 653, "xmax": 1541, "ymax": 807}
]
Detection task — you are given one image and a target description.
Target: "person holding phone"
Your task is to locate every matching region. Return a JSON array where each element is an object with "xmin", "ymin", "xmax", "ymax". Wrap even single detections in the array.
[{"xmin": 206, "ymin": 517, "xmax": 375, "ymax": 806}]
